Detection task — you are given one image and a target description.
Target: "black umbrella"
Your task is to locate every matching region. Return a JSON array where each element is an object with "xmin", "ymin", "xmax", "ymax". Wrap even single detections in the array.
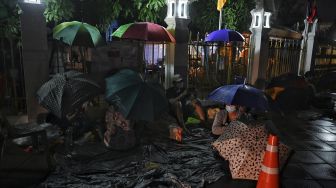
[
  {"xmin": 37, "ymin": 71, "xmax": 101, "ymax": 118},
  {"xmin": 266, "ymin": 73, "xmax": 313, "ymax": 111},
  {"xmin": 316, "ymin": 71, "xmax": 336, "ymax": 92},
  {"xmin": 266, "ymin": 73, "xmax": 308, "ymax": 89}
]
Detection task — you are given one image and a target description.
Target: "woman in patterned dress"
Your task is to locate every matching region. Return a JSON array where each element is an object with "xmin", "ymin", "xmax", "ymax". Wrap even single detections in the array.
[{"xmin": 103, "ymin": 105, "xmax": 137, "ymax": 150}]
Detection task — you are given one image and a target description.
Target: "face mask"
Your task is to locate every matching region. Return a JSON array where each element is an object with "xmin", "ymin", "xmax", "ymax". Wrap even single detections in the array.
[{"xmin": 225, "ymin": 105, "xmax": 236, "ymax": 112}]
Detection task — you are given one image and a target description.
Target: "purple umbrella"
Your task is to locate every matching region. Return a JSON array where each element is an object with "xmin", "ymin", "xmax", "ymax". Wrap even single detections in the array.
[{"xmin": 205, "ymin": 29, "xmax": 244, "ymax": 42}]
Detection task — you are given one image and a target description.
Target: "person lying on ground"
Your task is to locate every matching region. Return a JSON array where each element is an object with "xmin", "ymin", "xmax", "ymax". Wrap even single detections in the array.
[{"xmin": 103, "ymin": 105, "xmax": 137, "ymax": 150}]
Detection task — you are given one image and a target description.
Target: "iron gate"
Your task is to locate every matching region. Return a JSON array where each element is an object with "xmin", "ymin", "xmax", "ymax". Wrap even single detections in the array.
[
  {"xmin": 188, "ymin": 41, "xmax": 249, "ymax": 93},
  {"xmin": 266, "ymin": 37, "xmax": 302, "ymax": 80}
]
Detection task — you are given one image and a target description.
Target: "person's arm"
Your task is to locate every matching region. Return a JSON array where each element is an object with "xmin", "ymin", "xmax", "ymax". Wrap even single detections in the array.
[
  {"xmin": 212, "ymin": 110, "xmax": 228, "ymax": 135},
  {"xmin": 169, "ymin": 89, "xmax": 188, "ymax": 103},
  {"xmin": 103, "ymin": 122, "xmax": 116, "ymax": 147}
]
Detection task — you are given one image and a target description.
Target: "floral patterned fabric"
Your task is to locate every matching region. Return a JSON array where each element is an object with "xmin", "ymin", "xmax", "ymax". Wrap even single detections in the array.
[
  {"xmin": 104, "ymin": 107, "xmax": 136, "ymax": 150},
  {"xmin": 212, "ymin": 121, "xmax": 291, "ymax": 180}
]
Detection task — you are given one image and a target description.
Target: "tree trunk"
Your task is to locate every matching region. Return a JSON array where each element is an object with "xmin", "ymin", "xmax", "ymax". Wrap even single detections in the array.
[
  {"xmin": 1, "ymin": 37, "xmax": 9, "ymax": 97},
  {"xmin": 9, "ymin": 37, "xmax": 18, "ymax": 110}
]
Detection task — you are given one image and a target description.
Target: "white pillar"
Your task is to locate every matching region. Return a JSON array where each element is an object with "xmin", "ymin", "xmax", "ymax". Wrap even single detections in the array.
[
  {"xmin": 164, "ymin": 0, "xmax": 192, "ymax": 88},
  {"xmin": 248, "ymin": 8, "xmax": 271, "ymax": 85},
  {"xmin": 298, "ymin": 19, "xmax": 309, "ymax": 75},
  {"xmin": 304, "ymin": 19, "xmax": 318, "ymax": 73}
]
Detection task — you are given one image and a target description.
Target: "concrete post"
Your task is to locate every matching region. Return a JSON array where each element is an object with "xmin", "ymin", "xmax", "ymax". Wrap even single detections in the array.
[
  {"xmin": 304, "ymin": 19, "xmax": 318, "ymax": 74},
  {"xmin": 164, "ymin": 0, "xmax": 192, "ymax": 89},
  {"xmin": 298, "ymin": 19, "xmax": 318, "ymax": 75},
  {"xmin": 248, "ymin": 8, "xmax": 271, "ymax": 85},
  {"xmin": 19, "ymin": 2, "xmax": 49, "ymax": 121}
]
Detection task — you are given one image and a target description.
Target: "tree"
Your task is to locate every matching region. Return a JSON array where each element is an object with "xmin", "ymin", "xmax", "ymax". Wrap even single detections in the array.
[
  {"xmin": 223, "ymin": 0, "xmax": 254, "ymax": 31},
  {"xmin": 95, "ymin": 0, "xmax": 166, "ymax": 31},
  {"xmin": 44, "ymin": 0, "xmax": 74, "ymax": 25},
  {"xmin": 189, "ymin": 0, "xmax": 255, "ymax": 38},
  {"xmin": 0, "ymin": 0, "xmax": 22, "ymax": 108}
]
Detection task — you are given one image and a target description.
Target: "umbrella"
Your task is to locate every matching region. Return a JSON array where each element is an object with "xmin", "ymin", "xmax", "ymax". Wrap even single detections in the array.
[
  {"xmin": 266, "ymin": 73, "xmax": 308, "ymax": 89},
  {"xmin": 265, "ymin": 73, "xmax": 313, "ymax": 110},
  {"xmin": 208, "ymin": 84, "xmax": 269, "ymax": 111},
  {"xmin": 105, "ymin": 69, "xmax": 168, "ymax": 121},
  {"xmin": 53, "ymin": 21, "xmax": 104, "ymax": 47},
  {"xmin": 316, "ymin": 71, "xmax": 336, "ymax": 92},
  {"xmin": 37, "ymin": 71, "xmax": 101, "ymax": 118},
  {"xmin": 112, "ymin": 22, "xmax": 175, "ymax": 43},
  {"xmin": 205, "ymin": 29, "xmax": 244, "ymax": 42},
  {"xmin": 212, "ymin": 121, "xmax": 291, "ymax": 180}
]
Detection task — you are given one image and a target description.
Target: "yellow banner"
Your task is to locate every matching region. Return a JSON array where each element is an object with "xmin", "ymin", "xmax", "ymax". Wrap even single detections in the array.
[{"xmin": 217, "ymin": 0, "xmax": 227, "ymax": 11}]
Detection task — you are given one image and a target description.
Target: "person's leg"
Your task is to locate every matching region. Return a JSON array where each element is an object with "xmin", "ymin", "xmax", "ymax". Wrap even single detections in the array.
[{"xmin": 171, "ymin": 101, "xmax": 192, "ymax": 134}]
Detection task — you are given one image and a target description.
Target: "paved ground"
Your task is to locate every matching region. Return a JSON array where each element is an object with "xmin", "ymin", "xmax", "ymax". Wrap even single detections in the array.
[
  {"xmin": 1, "ymin": 109, "xmax": 336, "ymax": 187},
  {"xmin": 277, "ymin": 111, "xmax": 336, "ymax": 188}
]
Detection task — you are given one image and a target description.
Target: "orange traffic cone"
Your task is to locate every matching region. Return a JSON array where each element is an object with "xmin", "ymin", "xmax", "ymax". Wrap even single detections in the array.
[{"xmin": 257, "ymin": 134, "xmax": 279, "ymax": 188}]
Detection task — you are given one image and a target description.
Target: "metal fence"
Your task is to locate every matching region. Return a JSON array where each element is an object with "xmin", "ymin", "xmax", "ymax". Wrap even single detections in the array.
[
  {"xmin": 188, "ymin": 41, "xmax": 249, "ymax": 95},
  {"xmin": 313, "ymin": 43, "xmax": 336, "ymax": 79},
  {"xmin": 266, "ymin": 37, "xmax": 302, "ymax": 80}
]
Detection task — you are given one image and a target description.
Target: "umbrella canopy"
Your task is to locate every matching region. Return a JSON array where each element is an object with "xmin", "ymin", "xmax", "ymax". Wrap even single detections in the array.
[
  {"xmin": 53, "ymin": 21, "xmax": 104, "ymax": 47},
  {"xmin": 316, "ymin": 71, "xmax": 336, "ymax": 92},
  {"xmin": 212, "ymin": 122, "xmax": 291, "ymax": 180},
  {"xmin": 105, "ymin": 69, "xmax": 168, "ymax": 121},
  {"xmin": 265, "ymin": 73, "xmax": 313, "ymax": 110},
  {"xmin": 205, "ymin": 29, "xmax": 244, "ymax": 42},
  {"xmin": 266, "ymin": 73, "xmax": 308, "ymax": 89},
  {"xmin": 208, "ymin": 84, "xmax": 269, "ymax": 111},
  {"xmin": 37, "ymin": 71, "xmax": 101, "ymax": 118},
  {"xmin": 112, "ymin": 22, "xmax": 175, "ymax": 43}
]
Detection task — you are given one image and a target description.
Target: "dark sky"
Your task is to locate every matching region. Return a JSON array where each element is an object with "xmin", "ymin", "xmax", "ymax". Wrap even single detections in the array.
[
  {"xmin": 72, "ymin": 0, "xmax": 336, "ymax": 29},
  {"xmin": 315, "ymin": 0, "xmax": 336, "ymax": 22},
  {"xmin": 264, "ymin": 0, "xmax": 336, "ymax": 27}
]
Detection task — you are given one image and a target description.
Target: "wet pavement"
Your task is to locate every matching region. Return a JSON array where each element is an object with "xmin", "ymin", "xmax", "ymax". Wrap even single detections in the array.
[{"xmin": 276, "ymin": 111, "xmax": 336, "ymax": 188}]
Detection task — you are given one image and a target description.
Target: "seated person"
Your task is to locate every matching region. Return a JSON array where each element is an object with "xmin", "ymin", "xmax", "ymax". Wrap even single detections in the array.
[
  {"xmin": 166, "ymin": 74, "xmax": 188, "ymax": 129},
  {"xmin": 103, "ymin": 105, "xmax": 137, "ymax": 150},
  {"xmin": 211, "ymin": 105, "xmax": 239, "ymax": 136}
]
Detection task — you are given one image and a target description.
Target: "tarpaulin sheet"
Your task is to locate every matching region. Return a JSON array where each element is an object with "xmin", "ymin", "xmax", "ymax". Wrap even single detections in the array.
[{"xmin": 42, "ymin": 128, "xmax": 227, "ymax": 187}]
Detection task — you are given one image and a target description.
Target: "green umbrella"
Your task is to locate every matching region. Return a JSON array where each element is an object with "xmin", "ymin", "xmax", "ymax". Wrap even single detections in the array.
[
  {"xmin": 105, "ymin": 69, "xmax": 168, "ymax": 122},
  {"xmin": 53, "ymin": 21, "xmax": 104, "ymax": 47}
]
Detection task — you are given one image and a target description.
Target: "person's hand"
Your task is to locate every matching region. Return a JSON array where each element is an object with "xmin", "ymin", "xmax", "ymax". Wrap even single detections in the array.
[
  {"xmin": 120, "ymin": 121, "xmax": 131, "ymax": 131},
  {"xmin": 181, "ymin": 89, "xmax": 188, "ymax": 97}
]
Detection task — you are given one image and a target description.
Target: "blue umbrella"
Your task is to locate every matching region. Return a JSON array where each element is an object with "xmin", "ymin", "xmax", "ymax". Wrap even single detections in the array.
[
  {"xmin": 205, "ymin": 29, "xmax": 244, "ymax": 42},
  {"xmin": 208, "ymin": 84, "xmax": 269, "ymax": 111}
]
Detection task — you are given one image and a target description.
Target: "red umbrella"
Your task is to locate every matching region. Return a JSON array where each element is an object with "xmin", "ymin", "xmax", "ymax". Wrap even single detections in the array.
[{"xmin": 112, "ymin": 22, "xmax": 175, "ymax": 43}]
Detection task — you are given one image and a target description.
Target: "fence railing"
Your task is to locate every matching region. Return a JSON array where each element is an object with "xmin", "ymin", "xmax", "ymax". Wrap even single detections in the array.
[
  {"xmin": 266, "ymin": 37, "xmax": 302, "ymax": 81},
  {"xmin": 188, "ymin": 41, "xmax": 249, "ymax": 94}
]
